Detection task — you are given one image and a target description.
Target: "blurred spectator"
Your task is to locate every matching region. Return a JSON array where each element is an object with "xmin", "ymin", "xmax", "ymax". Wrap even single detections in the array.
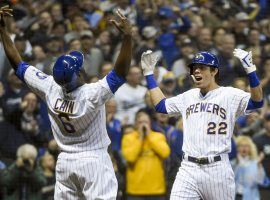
[
  {"xmin": 142, "ymin": 91, "xmax": 156, "ymax": 120},
  {"xmin": 0, "ymin": 0, "xmax": 269, "ymax": 198},
  {"xmin": 14, "ymin": 35, "xmax": 33, "ymax": 62},
  {"xmin": 196, "ymin": 27, "xmax": 215, "ymax": 53},
  {"xmin": 135, "ymin": 26, "xmax": 159, "ymax": 64},
  {"xmin": 27, "ymin": 11, "xmax": 53, "ymax": 46},
  {"xmin": 217, "ymin": 34, "xmax": 246, "ymax": 86},
  {"xmin": 31, "ymin": 45, "xmax": 47, "ymax": 71},
  {"xmin": 233, "ymin": 77, "xmax": 249, "ymax": 92},
  {"xmin": 159, "ymin": 71, "xmax": 178, "ymax": 98},
  {"xmin": 80, "ymin": 31, "xmax": 104, "ymax": 78},
  {"xmin": 50, "ymin": 3, "xmax": 64, "ymax": 23},
  {"xmin": 3, "ymin": 90, "xmax": 45, "ymax": 143},
  {"xmin": 115, "ymin": 66, "xmax": 147, "ymax": 124},
  {"xmin": 40, "ymin": 153, "xmax": 55, "ymax": 200},
  {"xmin": 0, "ymin": 17, "xmax": 16, "ymax": 81},
  {"xmin": 78, "ymin": 0, "xmax": 103, "ymax": 29},
  {"xmin": 47, "ymin": 140, "xmax": 60, "ymax": 162},
  {"xmin": 106, "ymin": 98, "xmax": 122, "ymax": 154},
  {"xmin": 96, "ymin": 30, "xmax": 113, "ymax": 61},
  {"xmin": 232, "ymin": 12, "xmax": 250, "ymax": 49},
  {"xmin": 67, "ymin": 38, "xmax": 81, "ymax": 52},
  {"xmin": 100, "ymin": 62, "xmax": 113, "ymax": 78},
  {"xmin": 106, "ymin": 98, "xmax": 126, "ymax": 176},
  {"xmin": 253, "ymin": 113, "xmax": 270, "ymax": 199},
  {"xmin": 64, "ymin": 15, "xmax": 90, "ymax": 43},
  {"xmin": 0, "ymin": 71, "xmax": 29, "ymax": 160},
  {"xmin": 1, "ymin": 144, "xmax": 47, "ymax": 200},
  {"xmin": 246, "ymin": 28, "xmax": 261, "ymax": 55},
  {"xmin": 42, "ymin": 36, "xmax": 64, "ymax": 75},
  {"xmin": 237, "ymin": 111, "xmax": 262, "ymax": 137},
  {"xmin": 157, "ymin": 6, "xmax": 191, "ymax": 70},
  {"xmin": 152, "ymin": 113, "xmax": 183, "ymax": 196},
  {"xmin": 122, "ymin": 110, "xmax": 170, "ymax": 199},
  {"xmin": 50, "ymin": 21, "xmax": 67, "ymax": 39},
  {"xmin": 172, "ymin": 38, "xmax": 196, "ymax": 77},
  {"xmin": 260, "ymin": 58, "xmax": 270, "ymax": 96},
  {"xmin": 213, "ymin": 27, "xmax": 227, "ymax": 51},
  {"xmin": 234, "ymin": 136, "xmax": 266, "ymax": 200}
]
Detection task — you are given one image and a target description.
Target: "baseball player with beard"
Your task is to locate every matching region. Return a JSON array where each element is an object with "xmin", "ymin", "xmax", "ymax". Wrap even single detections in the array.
[
  {"xmin": 140, "ymin": 49, "xmax": 263, "ymax": 200},
  {"xmin": 0, "ymin": 6, "xmax": 132, "ymax": 199}
]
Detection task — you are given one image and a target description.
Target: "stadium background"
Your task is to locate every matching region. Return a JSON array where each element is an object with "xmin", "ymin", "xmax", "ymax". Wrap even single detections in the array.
[{"xmin": 0, "ymin": 0, "xmax": 270, "ymax": 199}]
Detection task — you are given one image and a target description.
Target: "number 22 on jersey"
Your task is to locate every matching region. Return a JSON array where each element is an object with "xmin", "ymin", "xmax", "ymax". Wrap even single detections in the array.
[{"xmin": 207, "ymin": 122, "xmax": 227, "ymax": 135}]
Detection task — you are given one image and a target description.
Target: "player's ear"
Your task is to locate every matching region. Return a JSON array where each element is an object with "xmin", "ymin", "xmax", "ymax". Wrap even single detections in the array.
[
  {"xmin": 78, "ymin": 69, "xmax": 88, "ymax": 82},
  {"xmin": 211, "ymin": 68, "xmax": 218, "ymax": 76}
]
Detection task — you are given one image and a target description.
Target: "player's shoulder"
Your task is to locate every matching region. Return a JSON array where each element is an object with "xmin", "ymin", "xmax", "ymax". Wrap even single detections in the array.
[
  {"xmin": 80, "ymin": 79, "xmax": 109, "ymax": 95},
  {"xmin": 221, "ymin": 86, "xmax": 248, "ymax": 96},
  {"xmin": 181, "ymin": 88, "xmax": 200, "ymax": 96}
]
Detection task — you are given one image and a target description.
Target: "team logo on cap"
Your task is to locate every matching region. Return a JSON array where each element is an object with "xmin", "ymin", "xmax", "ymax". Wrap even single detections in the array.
[{"xmin": 195, "ymin": 53, "xmax": 204, "ymax": 61}]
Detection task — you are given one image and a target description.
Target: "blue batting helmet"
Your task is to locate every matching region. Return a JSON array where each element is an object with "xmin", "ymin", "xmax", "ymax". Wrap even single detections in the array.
[
  {"xmin": 53, "ymin": 51, "xmax": 84, "ymax": 91},
  {"xmin": 188, "ymin": 51, "xmax": 219, "ymax": 69}
]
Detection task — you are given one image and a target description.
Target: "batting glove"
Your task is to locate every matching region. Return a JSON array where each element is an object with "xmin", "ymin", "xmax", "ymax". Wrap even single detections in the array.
[
  {"xmin": 233, "ymin": 48, "xmax": 256, "ymax": 74},
  {"xmin": 141, "ymin": 50, "xmax": 159, "ymax": 76}
]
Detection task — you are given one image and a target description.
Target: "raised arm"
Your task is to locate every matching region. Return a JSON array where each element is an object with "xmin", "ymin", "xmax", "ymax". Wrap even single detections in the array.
[
  {"xmin": 110, "ymin": 10, "xmax": 132, "ymax": 78},
  {"xmin": 233, "ymin": 49, "xmax": 263, "ymax": 109},
  {"xmin": 141, "ymin": 50, "xmax": 167, "ymax": 113},
  {"xmin": 0, "ymin": 6, "xmax": 22, "ymax": 70}
]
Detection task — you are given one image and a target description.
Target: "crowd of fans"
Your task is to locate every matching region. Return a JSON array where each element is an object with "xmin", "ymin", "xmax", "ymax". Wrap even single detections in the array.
[{"xmin": 0, "ymin": 0, "xmax": 270, "ymax": 199}]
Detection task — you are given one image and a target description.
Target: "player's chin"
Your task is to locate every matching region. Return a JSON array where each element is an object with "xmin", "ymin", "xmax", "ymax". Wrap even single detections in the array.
[{"xmin": 194, "ymin": 81, "xmax": 204, "ymax": 88}]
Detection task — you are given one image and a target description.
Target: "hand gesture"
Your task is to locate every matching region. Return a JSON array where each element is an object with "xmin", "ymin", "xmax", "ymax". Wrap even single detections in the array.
[
  {"xmin": 138, "ymin": 124, "xmax": 150, "ymax": 140},
  {"xmin": 141, "ymin": 50, "xmax": 159, "ymax": 76},
  {"xmin": 110, "ymin": 9, "xmax": 132, "ymax": 36},
  {"xmin": 0, "ymin": 5, "xmax": 13, "ymax": 29},
  {"xmin": 233, "ymin": 48, "xmax": 256, "ymax": 74}
]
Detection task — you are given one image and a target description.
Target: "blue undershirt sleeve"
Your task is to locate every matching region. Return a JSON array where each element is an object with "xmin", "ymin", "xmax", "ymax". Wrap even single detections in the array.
[
  {"xmin": 246, "ymin": 98, "xmax": 264, "ymax": 110},
  {"xmin": 15, "ymin": 61, "xmax": 30, "ymax": 83},
  {"xmin": 106, "ymin": 69, "xmax": 126, "ymax": 94},
  {"xmin": 155, "ymin": 98, "xmax": 168, "ymax": 114}
]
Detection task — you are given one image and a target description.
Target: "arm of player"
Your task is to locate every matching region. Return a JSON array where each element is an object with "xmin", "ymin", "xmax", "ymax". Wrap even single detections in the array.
[
  {"xmin": 0, "ymin": 6, "xmax": 22, "ymax": 70},
  {"xmin": 0, "ymin": 6, "xmax": 54, "ymax": 100},
  {"xmin": 233, "ymin": 49, "xmax": 263, "ymax": 110},
  {"xmin": 110, "ymin": 9, "xmax": 132, "ymax": 78},
  {"xmin": 141, "ymin": 50, "xmax": 168, "ymax": 113},
  {"xmin": 104, "ymin": 10, "xmax": 132, "ymax": 94}
]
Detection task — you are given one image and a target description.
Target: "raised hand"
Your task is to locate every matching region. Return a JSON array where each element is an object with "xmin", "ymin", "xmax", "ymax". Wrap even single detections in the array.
[
  {"xmin": 110, "ymin": 9, "xmax": 132, "ymax": 35},
  {"xmin": 141, "ymin": 50, "xmax": 159, "ymax": 76},
  {"xmin": 233, "ymin": 48, "xmax": 256, "ymax": 74},
  {"xmin": 0, "ymin": 5, "xmax": 13, "ymax": 28}
]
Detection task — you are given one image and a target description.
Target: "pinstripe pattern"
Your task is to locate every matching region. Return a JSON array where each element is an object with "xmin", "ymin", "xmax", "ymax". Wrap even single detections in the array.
[
  {"xmin": 166, "ymin": 87, "xmax": 250, "ymax": 157},
  {"xmin": 166, "ymin": 86, "xmax": 250, "ymax": 199},
  {"xmin": 171, "ymin": 156, "xmax": 235, "ymax": 200},
  {"xmin": 23, "ymin": 66, "xmax": 117, "ymax": 199},
  {"xmin": 55, "ymin": 150, "xmax": 117, "ymax": 200}
]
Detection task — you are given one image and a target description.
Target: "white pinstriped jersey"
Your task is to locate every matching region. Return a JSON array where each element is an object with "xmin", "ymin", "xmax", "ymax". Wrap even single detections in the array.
[
  {"xmin": 24, "ymin": 66, "xmax": 112, "ymax": 152},
  {"xmin": 166, "ymin": 87, "xmax": 250, "ymax": 157}
]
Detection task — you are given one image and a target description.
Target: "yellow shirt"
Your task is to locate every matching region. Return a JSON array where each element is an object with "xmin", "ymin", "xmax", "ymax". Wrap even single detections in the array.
[{"xmin": 122, "ymin": 130, "xmax": 170, "ymax": 195}]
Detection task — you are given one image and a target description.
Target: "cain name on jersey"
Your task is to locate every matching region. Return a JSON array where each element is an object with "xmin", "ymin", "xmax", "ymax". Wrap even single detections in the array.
[{"xmin": 54, "ymin": 98, "xmax": 75, "ymax": 114}]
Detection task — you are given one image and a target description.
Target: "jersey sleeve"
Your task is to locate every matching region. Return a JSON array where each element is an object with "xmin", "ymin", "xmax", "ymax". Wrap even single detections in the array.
[
  {"xmin": 165, "ymin": 94, "xmax": 185, "ymax": 115},
  {"xmin": 18, "ymin": 63, "xmax": 54, "ymax": 101},
  {"xmin": 85, "ymin": 76, "xmax": 114, "ymax": 109},
  {"xmin": 231, "ymin": 88, "xmax": 251, "ymax": 118}
]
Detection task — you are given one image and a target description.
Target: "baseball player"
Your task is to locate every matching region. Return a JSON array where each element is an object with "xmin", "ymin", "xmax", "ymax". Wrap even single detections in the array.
[
  {"xmin": 0, "ymin": 6, "xmax": 132, "ymax": 199},
  {"xmin": 140, "ymin": 49, "xmax": 263, "ymax": 200}
]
